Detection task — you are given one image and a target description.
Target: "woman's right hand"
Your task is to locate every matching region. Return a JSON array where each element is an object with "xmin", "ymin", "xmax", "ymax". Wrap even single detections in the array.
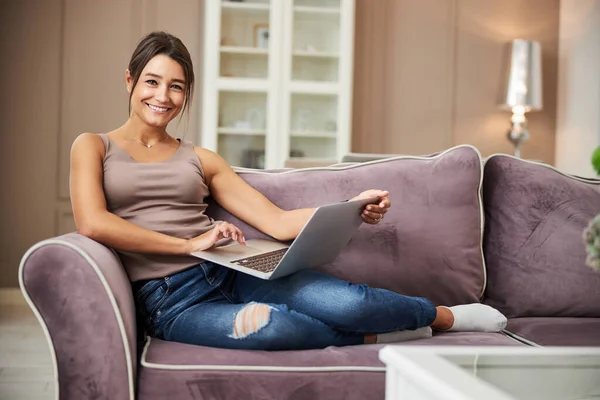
[{"xmin": 186, "ymin": 222, "xmax": 246, "ymax": 254}]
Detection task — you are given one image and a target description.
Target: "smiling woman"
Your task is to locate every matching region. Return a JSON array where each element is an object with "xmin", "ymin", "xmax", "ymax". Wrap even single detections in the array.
[{"xmin": 67, "ymin": 31, "xmax": 507, "ymax": 352}]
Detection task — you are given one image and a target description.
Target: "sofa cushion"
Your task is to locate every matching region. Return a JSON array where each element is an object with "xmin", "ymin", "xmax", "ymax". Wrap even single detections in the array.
[
  {"xmin": 137, "ymin": 333, "xmax": 521, "ymax": 400},
  {"xmin": 206, "ymin": 145, "xmax": 486, "ymax": 306},
  {"xmin": 506, "ymin": 317, "xmax": 600, "ymax": 346},
  {"xmin": 482, "ymin": 155, "xmax": 600, "ymax": 318}
]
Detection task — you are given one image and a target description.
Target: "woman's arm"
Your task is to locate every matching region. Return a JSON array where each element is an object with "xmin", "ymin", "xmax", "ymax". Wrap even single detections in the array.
[
  {"xmin": 70, "ymin": 133, "xmax": 190, "ymax": 254},
  {"xmin": 196, "ymin": 148, "xmax": 391, "ymax": 241},
  {"xmin": 197, "ymin": 147, "xmax": 313, "ymax": 241}
]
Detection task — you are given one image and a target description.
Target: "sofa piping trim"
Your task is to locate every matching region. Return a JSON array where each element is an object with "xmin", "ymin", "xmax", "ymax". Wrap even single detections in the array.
[
  {"xmin": 141, "ymin": 337, "xmax": 386, "ymax": 372},
  {"xmin": 484, "ymin": 154, "xmax": 600, "ymax": 185},
  {"xmin": 472, "ymin": 145, "xmax": 487, "ymax": 300},
  {"xmin": 501, "ymin": 329, "xmax": 542, "ymax": 347},
  {"xmin": 18, "ymin": 239, "xmax": 135, "ymax": 400},
  {"xmin": 235, "ymin": 144, "xmax": 488, "ymax": 300}
]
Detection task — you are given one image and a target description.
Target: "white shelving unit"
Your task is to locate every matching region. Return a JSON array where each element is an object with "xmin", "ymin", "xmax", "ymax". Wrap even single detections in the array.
[{"xmin": 200, "ymin": 0, "xmax": 355, "ymax": 169}]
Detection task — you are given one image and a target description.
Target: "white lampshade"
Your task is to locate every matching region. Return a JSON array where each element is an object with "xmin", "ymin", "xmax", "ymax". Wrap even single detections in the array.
[{"xmin": 502, "ymin": 39, "xmax": 543, "ymax": 112}]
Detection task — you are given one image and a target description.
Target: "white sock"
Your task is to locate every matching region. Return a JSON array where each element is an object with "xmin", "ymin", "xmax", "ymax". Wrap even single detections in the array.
[
  {"xmin": 376, "ymin": 327, "xmax": 432, "ymax": 344},
  {"xmin": 444, "ymin": 304, "xmax": 507, "ymax": 332}
]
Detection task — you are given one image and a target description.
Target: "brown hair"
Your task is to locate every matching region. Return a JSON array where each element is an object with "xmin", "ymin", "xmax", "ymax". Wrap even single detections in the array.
[{"xmin": 127, "ymin": 31, "xmax": 194, "ymax": 118}]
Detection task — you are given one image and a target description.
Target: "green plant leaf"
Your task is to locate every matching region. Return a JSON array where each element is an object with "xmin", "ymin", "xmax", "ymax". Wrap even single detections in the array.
[{"xmin": 592, "ymin": 146, "xmax": 600, "ymax": 175}]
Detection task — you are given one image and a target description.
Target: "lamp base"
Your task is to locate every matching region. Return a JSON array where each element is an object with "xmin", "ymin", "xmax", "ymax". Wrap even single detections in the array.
[
  {"xmin": 507, "ymin": 129, "xmax": 529, "ymax": 158},
  {"xmin": 507, "ymin": 110, "xmax": 530, "ymax": 158}
]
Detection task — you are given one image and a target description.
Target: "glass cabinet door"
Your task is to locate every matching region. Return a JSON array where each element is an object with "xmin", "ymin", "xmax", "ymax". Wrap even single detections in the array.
[
  {"xmin": 287, "ymin": 0, "xmax": 342, "ymax": 163},
  {"xmin": 217, "ymin": 0, "xmax": 272, "ymax": 168},
  {"xmin": 220, "ymin": 0, "xmax": 271, "ymax": 79},
  {"xmin": 217, "ymin": 91, "xmax": 268, "ymax": 168}
]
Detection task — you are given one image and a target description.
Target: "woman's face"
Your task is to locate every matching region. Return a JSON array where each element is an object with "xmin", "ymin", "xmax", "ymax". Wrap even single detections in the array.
[{"xmin": 126, "ymin": 54, "xmax": 186, "ymax": 129}]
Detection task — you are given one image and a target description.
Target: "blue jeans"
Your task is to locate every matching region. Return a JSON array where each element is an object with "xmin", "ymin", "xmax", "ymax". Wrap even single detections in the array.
[{"xmin": 133, "ymin": 263, "xmax": 437, "ymax": 350}]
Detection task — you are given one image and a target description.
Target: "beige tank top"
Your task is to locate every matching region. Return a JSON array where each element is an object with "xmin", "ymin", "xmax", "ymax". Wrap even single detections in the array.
[{"xmin": 98, "ymin": 133, "xmax": 215, "ymax": 282}]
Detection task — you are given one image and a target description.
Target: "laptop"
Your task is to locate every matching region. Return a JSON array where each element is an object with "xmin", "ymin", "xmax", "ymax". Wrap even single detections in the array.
[{"xmin": 191, "ymin": 197, "xmax": 380, "ymax": 280}]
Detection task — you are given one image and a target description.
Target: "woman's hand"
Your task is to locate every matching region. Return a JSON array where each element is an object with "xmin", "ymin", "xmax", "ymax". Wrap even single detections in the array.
[
  {"xmin": 351, "ymin": 189, "xmax": 391, "ymax": 225},
  {"xmin": 186, "ymin": 222, "xmax": 246, "ymax": 253}
]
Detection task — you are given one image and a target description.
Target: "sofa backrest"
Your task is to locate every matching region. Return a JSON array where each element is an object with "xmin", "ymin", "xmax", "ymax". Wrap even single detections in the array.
[
  {"xmin": 482, "ymin": 155, "xmax": 600, "ymax": 318},
  {"xmin": 206, "ymin": 145, "xmax": 486, "ymax": 306}
]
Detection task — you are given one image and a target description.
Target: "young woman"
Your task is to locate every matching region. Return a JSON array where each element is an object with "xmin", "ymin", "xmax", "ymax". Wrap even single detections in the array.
[{"xmin": 70, "ymin": 31, "xmax": 507, "ymax": 350}]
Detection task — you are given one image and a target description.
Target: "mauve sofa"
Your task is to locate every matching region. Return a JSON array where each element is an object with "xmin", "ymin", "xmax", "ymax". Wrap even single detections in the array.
[{"xmin": 19, "ymin": 145, "xmax": 600, "ymax": 400}]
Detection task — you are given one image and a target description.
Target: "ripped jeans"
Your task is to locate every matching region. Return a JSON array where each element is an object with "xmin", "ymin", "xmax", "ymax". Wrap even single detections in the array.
[{"xmin": 133, "ymin": 262, "xmax": 437, "ymax": 350}]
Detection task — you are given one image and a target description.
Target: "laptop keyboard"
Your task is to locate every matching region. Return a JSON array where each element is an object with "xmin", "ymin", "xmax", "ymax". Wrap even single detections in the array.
[{"xmin": 231, "ymin": 248, "xmax": 288, "ymax": 273}]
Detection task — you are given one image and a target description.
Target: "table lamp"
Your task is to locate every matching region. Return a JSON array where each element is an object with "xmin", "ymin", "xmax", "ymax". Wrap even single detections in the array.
[{"xmin": 501, "ymin": 39, "xmax": 543, "ymax": 158}]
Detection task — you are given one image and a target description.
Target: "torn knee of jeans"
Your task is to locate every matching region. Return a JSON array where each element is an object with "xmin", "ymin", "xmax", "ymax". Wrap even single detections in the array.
[{"xmin": 231, "ymin": 303, "xmax": 272, "ymax": 339}]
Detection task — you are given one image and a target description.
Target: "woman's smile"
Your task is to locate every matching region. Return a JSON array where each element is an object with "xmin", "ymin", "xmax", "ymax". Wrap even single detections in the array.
[{"xmin": 147, "ymin": 103, "xmax": 171, "ymax": 113}]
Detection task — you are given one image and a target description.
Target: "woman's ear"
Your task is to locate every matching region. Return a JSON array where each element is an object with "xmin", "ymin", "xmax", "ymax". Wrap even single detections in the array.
[{"xmin": 125, "ymin": 69, "xmax": 133, "ymax": 94}]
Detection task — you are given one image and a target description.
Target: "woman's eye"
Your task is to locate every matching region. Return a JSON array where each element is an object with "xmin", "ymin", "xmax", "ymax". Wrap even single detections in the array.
[
  {"xmin": 171, "ymin": 84, "xmax": 183, "ymax": 91},
  {"xmin": 146, "ymin": 79, "xmax": 158, "ymax": 85}
]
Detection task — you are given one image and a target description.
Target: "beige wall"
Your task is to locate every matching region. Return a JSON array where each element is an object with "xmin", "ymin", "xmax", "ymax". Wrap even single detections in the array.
[
  {"xmin": 352, "ymin": 0, "xmax": 455, "ymax": 155},
  {"xmin": 352, "ymin": 0, "xmax": 560, "ymax": 162},
  {"xmin": 555, "ymin": 0, "xmax": 600, "ymax": 178},
  {"xmin": 0, "ymin": 0, "xmax": 63, "ymax": 288}
]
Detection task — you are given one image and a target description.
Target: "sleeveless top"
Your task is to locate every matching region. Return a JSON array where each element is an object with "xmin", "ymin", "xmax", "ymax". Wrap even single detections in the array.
[{"xmin": 98, "ymin": 133, "xmax": 216, "ymax": 282}]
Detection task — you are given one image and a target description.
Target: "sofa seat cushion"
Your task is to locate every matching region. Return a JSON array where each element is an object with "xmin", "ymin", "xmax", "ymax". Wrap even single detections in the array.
[
  {"xmin": 137, "ymin": 333, "xmax": 522, "ymax": 400},
  {"xmin": 207, "ymin": 145, "xmax": 486, "ymax": 306},
  {"xmin": 506, "ymin": 317, "xmax": 600, "ymax": 346},
  {"xmin": 482, "ymin": 155, "xmax": 600, "ymax": 317}
]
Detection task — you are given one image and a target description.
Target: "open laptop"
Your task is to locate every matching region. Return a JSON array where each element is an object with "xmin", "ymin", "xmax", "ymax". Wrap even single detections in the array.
[{"xmin": 191, "ymin": 197, "xmax": 380, "ymax": 280}]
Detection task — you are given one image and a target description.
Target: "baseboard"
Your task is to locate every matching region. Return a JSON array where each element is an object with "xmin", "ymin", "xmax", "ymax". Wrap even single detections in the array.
[{"xmin": 0, "ymin": 287, "xmax": 27, "ymax": 306}]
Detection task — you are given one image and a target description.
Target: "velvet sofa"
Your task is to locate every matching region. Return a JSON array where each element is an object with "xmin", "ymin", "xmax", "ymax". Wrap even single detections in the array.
[{"xmin": 19, "ymin": 145, "xmax": 600, "ymax": 400}]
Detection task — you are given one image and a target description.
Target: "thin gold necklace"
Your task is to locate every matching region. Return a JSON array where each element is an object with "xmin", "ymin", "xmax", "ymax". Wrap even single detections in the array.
[{"xmin": 127, "ymin": 133, "xmax": 170, "ymax": 148}]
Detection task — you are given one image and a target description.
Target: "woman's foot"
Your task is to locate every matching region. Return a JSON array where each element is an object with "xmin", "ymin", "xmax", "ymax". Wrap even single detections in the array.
[{"xmin": 432, "ymin": 304, "xmax": 507, "ymax": 332}]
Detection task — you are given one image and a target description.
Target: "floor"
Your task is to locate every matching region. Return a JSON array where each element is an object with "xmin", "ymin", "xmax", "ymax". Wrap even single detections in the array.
[{"xmin": 0, "ymin": 289, "xmax": 54, "ymax": 400}]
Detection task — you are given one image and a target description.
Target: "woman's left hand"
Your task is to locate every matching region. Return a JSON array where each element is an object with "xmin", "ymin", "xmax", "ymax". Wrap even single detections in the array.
[{"xmin": 352, "ymin": 189, "xmax": 391, "ymax": 225}]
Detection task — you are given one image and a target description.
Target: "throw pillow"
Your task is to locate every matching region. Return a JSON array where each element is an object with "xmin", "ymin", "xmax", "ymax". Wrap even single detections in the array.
[{"xmin": 483, "ymin": 155, "xmax": 600, "ymax": 317}]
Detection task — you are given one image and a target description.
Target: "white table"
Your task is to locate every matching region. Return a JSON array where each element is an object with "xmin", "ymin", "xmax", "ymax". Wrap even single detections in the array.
[{"xmin": 379, "ymin": 346, "xmax": 600, "ymax": 400}]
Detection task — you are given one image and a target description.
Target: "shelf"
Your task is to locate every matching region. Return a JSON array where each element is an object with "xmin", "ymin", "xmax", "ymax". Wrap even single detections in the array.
[
  {"xmin": 290, "ymin": 131, "xmax": 337, "ymax": 139},
  {"xmin": 292, "ymin": 50, "xmax": 339, "ymax": 58},
  {"xmin": 221, "ymin": 46, "xmax": 269, "ymax": 55},
  {"xmin": 221, "ymin": 2, "xmax": 270, "ymax": 11},
  {"xmin": 293, "ymin": 6, "xmax": 340, "ymax": 15},
  {"xmin": 218, "ymin": 128, "xmax": 266, "ymax": 135},
  {"xmin": 289, "ymin": 81, "xmax": 339, "ymax": 95},
  {"xmin": 217, "ymin": 77, "xmax": 269, "ymax": 92}
]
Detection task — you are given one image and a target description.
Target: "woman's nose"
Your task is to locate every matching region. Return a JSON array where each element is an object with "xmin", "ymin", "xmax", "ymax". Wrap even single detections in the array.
[{"xmin": 155, "ymin": 86, "xmax": 169, "ymax": 102}]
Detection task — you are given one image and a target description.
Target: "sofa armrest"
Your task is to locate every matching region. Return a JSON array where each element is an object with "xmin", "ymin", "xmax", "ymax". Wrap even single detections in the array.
[{"xmin": 19, "ymin": 233, "xmax": 136, "ymax": 400}]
